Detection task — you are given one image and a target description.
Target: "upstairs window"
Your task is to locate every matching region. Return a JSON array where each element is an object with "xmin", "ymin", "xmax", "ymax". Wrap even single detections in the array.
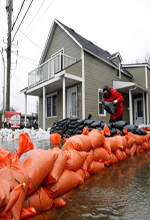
[
  {"xmin": 47, "ymin": 93, "xmax": 57, "ymax": 117},
  {"xmin": 98, "ymin": 89, "xmax": 106, "ymax": 116}
]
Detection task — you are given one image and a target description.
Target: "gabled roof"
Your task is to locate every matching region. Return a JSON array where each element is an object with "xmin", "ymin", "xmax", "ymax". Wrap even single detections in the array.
[{"xmin": 39, "ymin": 19, "xmax": 132, "ymax": 78}]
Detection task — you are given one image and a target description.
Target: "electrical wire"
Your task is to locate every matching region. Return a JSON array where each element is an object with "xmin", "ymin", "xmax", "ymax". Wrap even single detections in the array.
[
  {"xmin": 11, "ymin": 0, "xmax": 26, "ymax": 31},
  {"xmin": 12, "ymin": 0, "xmax": 34, "ymax": 42},
  {"xmin": 11, "ymin": 94, "xmax": 36, "ymax": 107},
  {"xmin": 12, "ymin": 51, "xmax": 38, "ymax": 66},
  {"xmin": 19, "ymin": 0, "xmax": 46, "ymax": 43},
  {"xmin": 19, "ymin": 0, "xmax": 55, "ymax": 44},
  {"xmin": 17, "ymin": 28, "xmax": 42, "ymax": 50},
  {"xmin": 11, "ymin": 74, "xmax": 26, "ymax": 86}
]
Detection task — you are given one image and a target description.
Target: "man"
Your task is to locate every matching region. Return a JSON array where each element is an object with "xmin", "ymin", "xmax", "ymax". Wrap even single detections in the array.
[
  {"xmin": 103, "ymin": 85, "xmax": 124, "ymax": 122},
  {"xmin": 4, "ymin": 115, "xmax": 11, "ymax": 129}
]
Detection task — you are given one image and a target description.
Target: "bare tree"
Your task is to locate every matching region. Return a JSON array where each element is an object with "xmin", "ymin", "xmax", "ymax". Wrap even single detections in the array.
[
  {"xmin": 144, "ymin": 53, "xmax": 150, "ymax": 65},
  {"xmin": 36, "ymin": 98, "xmax": 39, "ymax": 113}
]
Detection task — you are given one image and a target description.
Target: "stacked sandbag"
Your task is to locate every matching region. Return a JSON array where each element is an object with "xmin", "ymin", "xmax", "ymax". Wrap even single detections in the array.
[{"xmin": 1, "ymin": 126, "xmax": 150, "ymax": 220}]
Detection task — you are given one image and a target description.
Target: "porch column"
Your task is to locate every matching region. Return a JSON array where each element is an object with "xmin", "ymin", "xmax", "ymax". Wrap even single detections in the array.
[
  {"xmin": 129, "ymin": 89, "xmax": 133, "ymax": 124},
  {"xmin": 62, "ymin": 77, "xmax": 66, "ymax": 119},
  {"xmin": 146, "ymin": 92, "xmax": 149, "ymax": 124},
  {"xmin": 143, "ymin": 92, "xmax": 146, "ymax": 124},
  {"xmin": 43, "ymin": 86, "xmax": 45, "ymax": 130},
  {"xmin": 81, "ymin": 48, "xmax": 85, "ymax": 119},
  {"xmin": 25, "ymin": 94, "xmax": 27, "ymax": 127}
]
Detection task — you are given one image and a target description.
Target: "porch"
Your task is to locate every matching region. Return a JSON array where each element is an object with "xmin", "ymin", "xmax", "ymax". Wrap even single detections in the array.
[{"xmin": 113, "ymin": 81, "xmax": 150, "ymax": 125}]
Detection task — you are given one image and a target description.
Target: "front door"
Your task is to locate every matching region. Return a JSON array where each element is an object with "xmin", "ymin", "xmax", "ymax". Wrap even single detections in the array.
[
  {"xmin": 67, "ymin": 87, "xmax": 77, "ymax": 118},
  {"xmin": 134, "ymin": 98, "xmax": 144, "ymax": 125}
]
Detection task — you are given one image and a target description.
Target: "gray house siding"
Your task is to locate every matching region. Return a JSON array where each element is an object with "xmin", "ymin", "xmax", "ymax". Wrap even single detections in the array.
[
  {"xmin": 125, "ymin": 67, "xmax": 146, "ymax": 87},
  {"xmin": 147, "ymin": 67, "xmax": 150, "ymax": 123},
  {"xmin": 45, "ymin": 25, "xmax": 81, "ymax": 64},
  {"xmin": 84, "ymin": 52, "xmax": 130, "ymax": 122},
  {"xmin": 65, "ymin": 60, "xmax": 82, "ymax": 78}
]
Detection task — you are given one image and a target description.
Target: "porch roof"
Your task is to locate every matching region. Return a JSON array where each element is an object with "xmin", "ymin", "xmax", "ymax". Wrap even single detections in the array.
[
  {"xmin": 113, "ymin": 81, "xmax": 150, "ymax": 95},
  {"xmin": 21, "ymin": 71, "xmax": 82, "ymax": 96}
]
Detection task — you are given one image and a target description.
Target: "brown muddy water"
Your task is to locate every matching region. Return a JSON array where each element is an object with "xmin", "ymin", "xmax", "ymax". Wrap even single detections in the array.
[{"xmin": 0, "ymin": 139, "xmax": 150, "ymax": 220}]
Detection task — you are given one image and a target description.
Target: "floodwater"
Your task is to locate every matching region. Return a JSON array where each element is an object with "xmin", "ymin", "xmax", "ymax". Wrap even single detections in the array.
[{"xmin": 1, "ymin": 139, "xmax": 150, "ymax": 220}]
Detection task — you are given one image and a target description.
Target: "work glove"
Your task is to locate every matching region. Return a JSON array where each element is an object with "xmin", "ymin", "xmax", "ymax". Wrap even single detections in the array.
[{"xmin": 113, "ymin": 100, "xmax": 118, "ymax": 105}]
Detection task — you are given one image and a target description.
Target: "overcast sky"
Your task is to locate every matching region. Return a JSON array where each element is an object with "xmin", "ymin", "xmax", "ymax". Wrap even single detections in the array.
[{"xmin": 0, "ymin": 0, "xmax": 150, "ymax": 115}]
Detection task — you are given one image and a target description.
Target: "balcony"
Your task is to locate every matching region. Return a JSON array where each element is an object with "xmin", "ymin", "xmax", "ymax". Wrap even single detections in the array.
[{"xmin": 28, "ymin": 53, "xmax": 76, "ymax": 88}]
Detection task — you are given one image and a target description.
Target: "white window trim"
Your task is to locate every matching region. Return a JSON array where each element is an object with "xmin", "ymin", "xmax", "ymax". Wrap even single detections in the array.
[
  {"xmin": 117, "ymin": 62, "xmax": 121, "ymax": 78},
  {"xmin": 98, "ymin": 89, "xmax": 106, "ymax": 116},
  {"xmin": 46, "ymin": 92, "xmax": 57, "ymax": 118}
]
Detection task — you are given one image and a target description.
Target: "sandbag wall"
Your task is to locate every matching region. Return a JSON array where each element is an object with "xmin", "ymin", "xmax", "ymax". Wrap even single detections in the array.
[
  {"xmin": 0, "ymin": 127, "xmax": 150, "ymax": 220},
  {"xmin": 50, "ymin": 118, "xmax": 147, "ymax": 138}
]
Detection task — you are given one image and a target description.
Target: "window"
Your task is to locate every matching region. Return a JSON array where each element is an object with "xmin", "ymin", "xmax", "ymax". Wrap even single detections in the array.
[
  {"xmin": 51, "ymin": 49, "xmax": 64, "ymax": 75},
  {"xmin": 98, "ymin": 89, "xmax": 106, "ymax": 116},
  {"xmin": 47, "ymin": 93, "xmax": 57, "ymax": 117}
]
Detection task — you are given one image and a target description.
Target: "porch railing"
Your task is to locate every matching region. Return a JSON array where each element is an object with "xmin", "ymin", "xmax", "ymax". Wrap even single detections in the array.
[{"xmin": 28, "ymin": 53, "xmax": 76, "ymax": 87}]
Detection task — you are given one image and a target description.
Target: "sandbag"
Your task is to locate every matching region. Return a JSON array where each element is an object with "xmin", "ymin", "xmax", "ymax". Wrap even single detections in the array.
[
  {"xmin": 45, "ymin": 169, "xmax": 83, "ymax": 198},
  {"xmin": 93, "ymin": 147, "xmax": 111, "ymax": 162},
  {"xmin": 53, "ymin": 198, "xmax": 66, "ymax": 208},
  {"xmin": 62, "ymin": 134, "xmax": 91, "ymax": 152},
  {"xmin": 0, "ymin": 148, "xmax": 12, "ymax": 168},
  {"xmin": 66, "ymin": 149, "xmax": 87, "ymax": 171},
  {"xmin": 114, "ymin": 149, "xmax": 127, "ymax": 161},
  {"xmin": 130, "ymin": 143, "xmax": 137, "ymax": 156},
  {"xmin": 88, "ymin": 129, "xmax": 105, "ymax": 149},
  {"xmin": 20, "ymin": 207, "xmax": 37, "ymax": 220},
  {"xmin": 104, "ymin": 153, "xmax": 118, "ymax": 167},
  {"xmin": 103, "ymin": 101, "xmax": 115, "ymax": 114},
  {"xmin": 88, "ymin": 161, "xmax": 104, "ymax": 175},
  {"xmin": 90, "ymin": 121, "xmax": 102, "ymax": 128},
  {"xmin": 22, "ymin": 187, "xmax": 53, "ymax": 215},
  {"xmin": 21, "ymin": 149, "xmax": 58, "ymax": 195},
  {"xmin": 123, "ymin": 124, "xmax": 138, "ymax": 132},
  {"xmin": 43, "ymin": 149, "xmax": 67, "ymax": 185},
  {"xmin": 112, "ymin": 121, "xmax": 128, "ymax": 129},
  {"xmin": 76, "ymin": 169, "xmax": 90, "ymax": 180},
  {"xmin": 81, "ymin": 149, "xmax": 93, "ymax": 172}
]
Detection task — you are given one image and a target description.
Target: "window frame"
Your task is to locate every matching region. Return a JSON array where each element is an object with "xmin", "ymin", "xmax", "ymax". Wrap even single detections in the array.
[
  {"xmin": 46, "ymin": 92, "xmax": 57, "ymax": 118},
  {"xmin": 98, "ymin": 89, "xmax": 106, "ymax": 116}
]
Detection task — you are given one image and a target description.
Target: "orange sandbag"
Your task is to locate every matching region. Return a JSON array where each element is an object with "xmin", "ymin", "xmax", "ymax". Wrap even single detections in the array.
[
  {"xmin": 21, "ymin": 149, "xmax": 58, "ymax": 195},
  {"xmin": 23, "ymin": 187, "xmax": 53, "ymax": 215},
  {"xmin": 43, "ymin": 150, "xmax": 67, "ymax": 185},
  {"xmin": 88, "ymin": 161, "xmax": 104, "ymax": 175},
  {"xmin": 132, "ymin": 134, "xmax": 143, "ymax": 146},
  {"xmin": 125, "ymin": 148, "xmax": 131, "ymax": 156},
  {"xmin": 45, "ymin": 169, "xmax": 83, "ymax": 198},
  {"xmin": 114, "ymin": 149, "xmax": 127, "ymax": 161},
  {"xmin": 0, "ymin": 167, "xmax": 16, "ymax": 210},
  {"xmin": 136, "ymin": 145, "xmax": 142, "ymax": 153},
  {"xmin": 130, "ymin": 143, "xmax": 137, "ymax": 156},
  {"xmin": 53, "ymin": 198, "xmax": 66, "ymax": 208},
  {"xmin": 20, "ymin": 207, "xmax": 37, "ymax": 220},
  {"xmin": 88, "ymin": 129, "xmax": 105, "ymax": 149},
  {"xmin": 50, "ymin": 133, "xmax": 61, "ymax": 148},
  {"xmin": 0, "ymin": 148, "xmax": 12, "ymax": 168},
  {"xmin": 66, "ymin": 149, "xmax": 87, "ymax": 171},
  {"xmin": 141, "ymin": 141, "xmax": 149, "ymax": 150},
  {"xmin": 93, "ymin": 147, "xmax": 110, "ymax": 162},
  {"xmin": 76, "ymin": 168, "xmax": 90, "ymax": 180},
  {"xmin": 104, "ymin": 153, "xmax": 118, "ymax": 167},
  {"xmin": 62, "ymin": 134, "xmax": 91, "ymax": 152},
  {"xmin": 8, "ymin": 153, "xmax": 29, "ymax": 220},
  {"xmin": 82, "ymin": 149, "xmax": 93, "ymax": 172},
  {"xmin": 17, "ymin": 133, "xmax": 34, "ymax": 157},
  {"xmin": 103, "ymin": 125, "xmax": 110, "ymax": 136}
]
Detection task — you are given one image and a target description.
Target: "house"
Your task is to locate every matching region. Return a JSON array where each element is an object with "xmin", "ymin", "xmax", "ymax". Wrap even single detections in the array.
[{"xmin": 21, "ymin": 19, "xmax": 150, "ymax": 129}]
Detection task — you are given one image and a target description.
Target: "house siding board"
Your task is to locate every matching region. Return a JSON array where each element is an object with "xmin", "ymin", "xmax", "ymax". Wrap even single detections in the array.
[
  {"xmin": 45, "ymin": 25, "xmax": 81, "ymax": 63},
  {"xmin": 65, "ymin": 61, "xmax": 82, "ymax": 77},
  {"xmin": 125, "ymin": 67, "xmax": 146, "ymax": 87},
  {"xmin": 84, "ymin": 52, "xmax": 130, "ymax": 122}
]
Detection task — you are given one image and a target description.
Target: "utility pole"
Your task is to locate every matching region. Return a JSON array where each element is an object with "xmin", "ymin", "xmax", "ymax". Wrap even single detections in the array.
[{"xmin": 6, "ymin": 0, "xmax": 12, "ymax": 111}]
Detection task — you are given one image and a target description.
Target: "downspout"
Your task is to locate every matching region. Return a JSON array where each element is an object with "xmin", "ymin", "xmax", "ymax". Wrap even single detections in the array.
[{"xmin": 129, "ymin": 85, "xmax": 137, "ymax": 125}]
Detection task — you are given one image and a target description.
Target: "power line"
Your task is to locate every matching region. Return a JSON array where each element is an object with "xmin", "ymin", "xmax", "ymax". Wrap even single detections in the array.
[
  {"xmin": 11, "ymin": 0, "xmax": 26, "ymax": 31},
  {"xmin": 19, "ymin": 0, "xmax": 55, "ymax": 44},
  {"xmin": 11, "ymin": 74, "xmax": 26, "ymax": 87},
  {"xmin": 12, "ymin": 0, "xmax": 34, "ymax": 42},
  {"xmin": 19, "ymin": 0, "xmax": 46, "ymax": 43},
  {"xmin": 11, "ymin": 94, "xmax": 36, "ymax": 107},
  {"xmin": 17, "ymin": 28, "xmax": 42, "ymax": 50},
  {"xmin": 12, "ymin": 51, "xmax": 38, "ymax": 66}
]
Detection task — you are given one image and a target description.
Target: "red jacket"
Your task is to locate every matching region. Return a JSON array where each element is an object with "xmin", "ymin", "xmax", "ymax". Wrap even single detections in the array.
[{"xmin": 103, "ymin": 87, "xmax": 124, "ymax": 120}]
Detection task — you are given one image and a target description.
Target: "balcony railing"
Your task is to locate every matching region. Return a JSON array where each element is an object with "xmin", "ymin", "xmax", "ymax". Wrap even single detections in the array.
[{"xmin": 28, "ymin": 53, "xmax": 76, "ymax": 87}]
